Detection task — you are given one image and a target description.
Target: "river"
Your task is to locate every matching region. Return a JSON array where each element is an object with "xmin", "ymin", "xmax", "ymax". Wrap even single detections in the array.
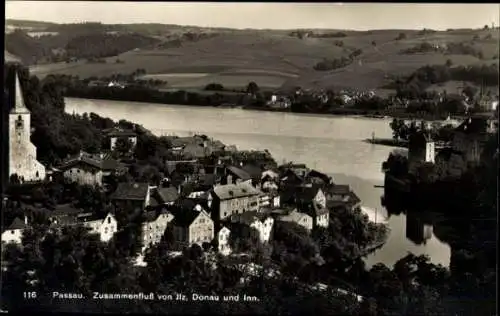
[{"xmin": 65, "ymin": 97, "xmax": 451, "ymax": 268}]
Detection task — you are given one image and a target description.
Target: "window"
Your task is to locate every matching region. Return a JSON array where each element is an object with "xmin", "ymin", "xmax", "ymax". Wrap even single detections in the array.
[
  {"xmin": 104, "ymin": 227, "xmax": 108, "ymax": 234},
  {"xmin": 36, "ymin": 171, "xmax": 39, "ymax": 178},
  {"xmin": 77, "ymin": 170, "xmax": 80, "ymax": 173},
  {"xmin": 11, "ymin": 230, "xmax": 15, "ymax": 234},
  {"xmin": 107, "ymin": 218, "xmax": 111, "ymax": 224}
]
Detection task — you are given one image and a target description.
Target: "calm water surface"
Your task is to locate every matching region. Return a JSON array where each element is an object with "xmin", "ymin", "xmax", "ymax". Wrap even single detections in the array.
[{"xmin": 65, "ymin": 97, "xmax": 451, "ymax": 268}]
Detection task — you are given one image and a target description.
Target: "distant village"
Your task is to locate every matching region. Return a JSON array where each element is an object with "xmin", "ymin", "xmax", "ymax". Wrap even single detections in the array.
[{"xmin": 2, "ymin": 72, "xmax": 364, "ymax": 266}]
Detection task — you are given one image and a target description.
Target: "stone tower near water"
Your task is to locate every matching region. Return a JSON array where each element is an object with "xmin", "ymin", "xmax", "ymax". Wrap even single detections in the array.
[{"xmin": 4, "ymin": 69, "xmax": 46, "ymax": 183}]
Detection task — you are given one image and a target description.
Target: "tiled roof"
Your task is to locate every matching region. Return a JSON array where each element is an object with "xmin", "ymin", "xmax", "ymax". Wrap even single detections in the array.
[
  {"xmin": 7, "ymin": 217, "xmax": 27, "ymax": 230},
  {"xmin": 51, "ymin": 203, "xmax": 83, "ymax": 217},
  {"xmin": 226, "ymin": 166, "xmax": 252, "ymax": 181},
  {"xmin": 156, "ymin": 186, "xmax": 179, "ymax": 203},
  {"xmin": 212, "ymin": 183, "xmax": 260, "ymax": 200},
  {"xmin": 328, "ymin": 185, "xmax": 350, "ymax": 195},
  {"xmin": 58, "ymin": 152, "xmax": 120, "ymax": 172},
  {"xmin": 306, "ymin": 170, "xmax": 331, "ymax": 183},
  {"xmin": 298, "ymin": 202, "xmax": 329, "ymax": 216},
  {"xmin": 183, "ymin": 143, "xmax": 209, "ymax": 159},
  {"xmin": 240, "ymin": 164, "xmax": 263, "ymax": 180},
  {"xmin": 278, "ymin": 210, "xmax": 311, "ymax": 223},
  {"xmin": 111, "ymin": 183, "xmax": 150, "ymax": 201},
  {"xmin": 171, "ymin": 208, "xmax": 204, "ymax": 227},
  {"xmin": 77, "ymin": 212, "xmax": 113, "ymax": 224}
]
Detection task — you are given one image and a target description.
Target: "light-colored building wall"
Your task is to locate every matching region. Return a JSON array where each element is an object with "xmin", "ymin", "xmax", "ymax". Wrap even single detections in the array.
[
  {"xmin": 314, "ymin": 190, "xmax": 327, "ymax": 209},
  {"xmin": 189, "ymin": 212, "xmax": 214, "ymax": 246},
  {"xmin": 1, "ymin": 228, "xmax": 24, "ymax": 245},
  {"xmin": 315, "ymin": 213, "xmax": 330, "ymax": 228},
  {"xmin": 63, "ymin": 167, "xmax": 103, "ymax": 186},
  {"xmin": 9, "ymin": 113, "xmax": 46, "ymax": 182},
  {"xmin": 141, "ymin": 213, "xmax": 174, "ymax": 250},
  {"xmin": 81, "ymin": 213, "xmax": 118, "ymax": 242},
  {"xmin": 215, "ymin": 195, "xmax": 260, "ymax": 221},
  {"xmin": 217, "ymin": 227, "xmax": 232, "ymax": 256},
  {"xmin": 278, "ymin": 212, "xmax": 313, "ymax": 232}
]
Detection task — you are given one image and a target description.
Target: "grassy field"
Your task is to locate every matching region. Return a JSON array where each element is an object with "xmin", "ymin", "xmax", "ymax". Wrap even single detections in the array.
[{"xmin": 19, "ymin": 26, "xmax": 499, "ymax": 92}]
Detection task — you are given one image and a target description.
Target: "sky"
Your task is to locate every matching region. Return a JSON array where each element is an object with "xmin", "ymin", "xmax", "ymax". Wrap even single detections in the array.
[{"xmin": 5, "ymin": 2, "xmax": 500, "ymax": 31}]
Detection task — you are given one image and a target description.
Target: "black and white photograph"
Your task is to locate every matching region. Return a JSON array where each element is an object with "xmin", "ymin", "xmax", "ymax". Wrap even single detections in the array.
[{"xmin": 2, "ymin": 2, "xmax": 499, "ymax": 314}]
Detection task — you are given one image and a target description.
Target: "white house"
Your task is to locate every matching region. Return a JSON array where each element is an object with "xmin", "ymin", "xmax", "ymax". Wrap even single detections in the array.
[
  {"xmin": 277, "ymin": 209, "xmax": 314, "ymax": 232},
  {"xmin": 217, "ymin": 226, "xmax": 232, "ymax": 256},
  {"xmin": 231, "ymin": 211, "xmax": 274, "ymax": 243},
  {"xmin": 1, "ymin": 216, "xmax": 28, "ymax": 245},
  {"xmin": 141, "ymin": 210, "xmax": 175, "ymax": 251},
  {"xmin": 77, "ymin": 212, "xmax": 118, "ymax": 242}
]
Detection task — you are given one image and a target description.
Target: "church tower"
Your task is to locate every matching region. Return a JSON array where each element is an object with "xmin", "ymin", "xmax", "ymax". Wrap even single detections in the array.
[{"xmin": 8, "ymin": 72, "xmax": 46, "ymax": 182}]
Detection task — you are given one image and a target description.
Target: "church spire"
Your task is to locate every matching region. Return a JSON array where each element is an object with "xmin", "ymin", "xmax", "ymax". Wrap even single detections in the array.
[{"xmin": 11, "ymin": 72, "xmax": 30, "ymax": 114}]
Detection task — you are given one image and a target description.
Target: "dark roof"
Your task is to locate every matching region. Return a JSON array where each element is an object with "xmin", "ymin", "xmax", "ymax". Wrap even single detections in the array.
[
  {"xmin": 111, "ymin": 183, "xmax": 150, "ymax": 201},
  {"xmin": 183, "ymin": 143, "xmax": 209, "ymax": 159},
  {"xmin": 299, "ymin": 202, "xmax": 329, "ymax": 216},
  {"xmin": 171, "ymin": 208, "xmax": 204, "ymax": 227},
  {"xmin": 226, "ymin": 166, "xmax": 252, "ymax": 181},
  {"xmin": 306, "ymin": 169, "xmax": 331, "ymax": 183},
  {"xmin": 241, "ymin": 164, "xmax": 263, "ymax": 180},
  {"xmin": 436, "ymin": 147, "xmax": 465, "ymax": 161},
  {"xmin": 51, "ymin": 204, "xmax": 83, "ymax": 217},
  {"xmin": 197, "ymin": 174, "xmax": 217, "ymax": 186},
  {"xmin": 212, "ymin": 183, "xmax": 260, "ymax": 200},
  {"xmin": 7, "ymin": 217, "xmax": 27, "ymax": 230},
  {"xmin": 107, "ymin": 129, "xmax": 137, "ymax": 137},
  {"xmin": 143, "ymin": 210, "xmax": 161, "ymax": 222},
  {"xmin": 328, "ymin": 185, "xmax": 351, "ymax": 195},
  {"xmin": 58, "ymin": 152, "xmax": 120, "ymax": 172},
  {"xmin": 348, "ymin": 191, "xmax": 361, "ymax": 205},
  {"xmin": 156, "ymin": 186, "xmax": 179, "ymax": 203},
  {"xmin": 76, "ymin": 212, "xmax": 111, "ymax": 223},
  {"xmin": 296, "ymin": 185, "xmax": 322, "ymax": 201}
]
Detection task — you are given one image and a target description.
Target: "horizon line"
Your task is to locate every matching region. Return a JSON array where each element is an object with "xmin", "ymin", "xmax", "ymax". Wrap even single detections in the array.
[{"xmin": 5, "ymin": 18, "xmax": 497, "ymax": 32}]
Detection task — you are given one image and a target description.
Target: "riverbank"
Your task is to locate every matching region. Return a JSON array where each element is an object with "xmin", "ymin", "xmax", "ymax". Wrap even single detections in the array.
[{"xmin": 364, "ymin": 137, "xmax": 408, "ymax": 148}]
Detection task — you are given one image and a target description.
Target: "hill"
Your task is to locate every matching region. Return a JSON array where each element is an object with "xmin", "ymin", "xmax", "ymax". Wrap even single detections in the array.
[{"xmin": 5, "ymin": 20, "xmax": 499, "ymax": 93}]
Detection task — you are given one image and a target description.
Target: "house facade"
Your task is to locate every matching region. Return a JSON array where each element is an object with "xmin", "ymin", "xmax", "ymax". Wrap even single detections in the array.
[
  {"xmin": 208, "ymin": 183, "xmax": 260, "ymax": 221},
  {"xmin": 111, "ymin": 182, "xmax": 153, "ymax": 213},
  {"xmin": 141, "ymin": 210, "xmax": 174, "ymax": 251},
  {"xmin": 408, "ymin": 131, "xmax": 435, "ymax": 175},
  {"xmin": 230, "ymin": 211, "xmax": 274, "ymax": 243},
  {"xmin": 78, "ymin": 212, "xmax": 118, "ymax": 242},
  {"xmin": 172, "ymin": 209, "xmax": 214, "ymax": 248},
  {"xmin": 277, "ymin": 210, "xmax": 313, "ymax": 232},
  {"xmin": 1, "ymin": 217, "xmax": 28, "ymax": 245},
  {"xmin": 217, "ymin": 226, "xmax": 232, "ymax": 256}
]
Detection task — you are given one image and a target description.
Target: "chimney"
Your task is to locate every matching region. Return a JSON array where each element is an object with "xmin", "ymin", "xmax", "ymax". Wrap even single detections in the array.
[{"xmin": 24, "ymin": 215, "xmax": 28, "ymax": 225}]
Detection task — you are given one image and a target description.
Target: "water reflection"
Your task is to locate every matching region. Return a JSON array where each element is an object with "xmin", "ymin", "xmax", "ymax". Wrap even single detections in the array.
[{"xmin": 405, "ymin": 211, "xmax": 433, "ymax": 246}]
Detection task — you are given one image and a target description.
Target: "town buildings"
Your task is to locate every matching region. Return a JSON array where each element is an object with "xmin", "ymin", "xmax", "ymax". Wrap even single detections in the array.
[
  {"xmin": 230, "ymin": 211, "xmax": 274, "ymax": 243},
  {"xmin": 208, "ymin": 183, "xmax": 260, "ymax": 222},
  {"xmin": 141, "ymin": 210, "xmax": 174, "ymax": 251},
  {"xmin": 276, "ymin": 209, "xmax": 314, "ymax": 232},
  {"xmin": 408, "ymin": 131, "xmax": 436, "ymax": 175},
  {"xmin": 5, "ymin": 71, "xmax": 46, "ymax": 183},
  {"xmin": 111, "ymin": 182, "xmax": 153, "ymax": 213},
  {"xmin": 1, "ymin": 216, "xmax": 28, "ymax": 245},
  {"xmin": 171, "ymin": 205, "xmax": 214, "ymax": 248},
  {"xmin": 57, "ymin": 152, "xmax": 123, "ymax": 187},
  {"xmin": 216, "ymin": 226, "xmax": 232, "ymax": 256}
]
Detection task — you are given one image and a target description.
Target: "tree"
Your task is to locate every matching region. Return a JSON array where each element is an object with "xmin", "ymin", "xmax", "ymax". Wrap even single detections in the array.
[
  {"xmin": 204, "ymin": 83, "xmax": 224, "ymax": 91},
  {"xmin": 246, "ymin": 81, "xmax": 260, "ymax": 95},
  {"xmin": 445, "ymin": 59, "xmax": 453, "ymax": 67},
  {"xmin": 396, "ymin": 32, "xmax": 407, "ymax": 40}
]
